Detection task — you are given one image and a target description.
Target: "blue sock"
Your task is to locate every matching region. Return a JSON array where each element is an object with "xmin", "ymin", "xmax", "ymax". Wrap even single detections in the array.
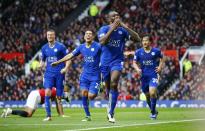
[
  {"xmin": 45, "ymin": 96, "xmax": 51, "ymax": 117},
  {"xmin": 106, "ymin": 88, "xmax": 110, "ymax": 99},
  {"xmin": 150, "ymin": 98, "xmax": 157, "ymax": 114},
  {"xmin": 146, "ymin": 99, "xmax": 151, "ymax": 110},
  {"xmin": 82, "ymin": 96, "xmax": 90, "ymax": 116},
  {"xmin": 109, "ymin": 90, "xmax": 118, "ymax": 115}
]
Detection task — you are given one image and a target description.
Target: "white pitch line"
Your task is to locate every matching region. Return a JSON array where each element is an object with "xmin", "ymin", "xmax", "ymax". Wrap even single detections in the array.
[
  {"xmin": 63, "ymin": 118, "xmax": 205, "ymax": 131},
  {"xmin": 0, "ymin": 124, "xmax": 97, "ymax": 126}
]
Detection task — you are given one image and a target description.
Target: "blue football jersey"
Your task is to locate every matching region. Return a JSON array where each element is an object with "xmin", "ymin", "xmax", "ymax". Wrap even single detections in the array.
[
  {"xmin": 71, "ymin": 41, "xmax": 101, "ymax": 79},
  {"xmin": 41, "ymin": 41, "xmax": 68, "ymax": 73},
  {"xmin": 134, "ymin": 47, "xmax": 163, "ymax": 77},
  {"xmin": 97, "ymin": 25, "xmax": 129, "ymax": 65}
]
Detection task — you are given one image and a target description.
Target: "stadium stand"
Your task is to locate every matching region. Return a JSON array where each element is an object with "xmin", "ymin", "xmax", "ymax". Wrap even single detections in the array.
[{"xmin": 0, "ymin": 0, "xmax": 204, "ymax": 100}]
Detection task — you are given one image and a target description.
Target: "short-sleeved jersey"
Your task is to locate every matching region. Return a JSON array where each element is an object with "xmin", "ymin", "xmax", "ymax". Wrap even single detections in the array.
[
  {"xmin": 134, "ymin": 47, "xmax": 163, "ymax": 77},
  {"xmin": 97, "ymin": 25, "xmax": 129, "ymax": 65},
  {"xmin": 72, "ymin": 41, "xmax": 101, "ymax": 79},
  {"xmin": 41, "ymin": 41, "xmax": 68, "ymax": 73},
  {"xmin": 39, "ymin": 87, "xmax": 56, "ymax": 104}
]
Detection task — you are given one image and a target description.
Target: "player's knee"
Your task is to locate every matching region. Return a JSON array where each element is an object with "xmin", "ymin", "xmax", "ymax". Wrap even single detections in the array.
[
  {"xmin": 56, "ymin": 97, "xmax": 62, "ymax": 105},
  {"xmin": 45, "ymin": 89, "xmax": 51, "ymax": 96},
  {"xmin": 110, "ymin": 81, "xmax": 118, "ymax": 89},
  {"xmin": 149, "ymin": 90, "xmax": 157, "ymax": 98},
  {"xmin": 82, "ymin": 90, "xmax": 88, "ymax": 96},
  {"xmin": 88, "ymin": 94, "xmax": 96, "ymax": 100},
  {"xmin": 145, "ymin": 93, "xmax": 150, "ymax": 99},
  {"xmin": 27, "ymin": 112, "xmax": 33, "ymax": 117}
]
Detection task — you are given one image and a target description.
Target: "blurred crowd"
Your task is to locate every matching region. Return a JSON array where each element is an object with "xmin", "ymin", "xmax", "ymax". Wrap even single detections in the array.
[
  {"xmin": 0, "ymin": 0, "xmax": 80, "ymax": 61},
  {"xmin": 0, "ymin": 0, "xmax": 205, "ymax": 101},
  {"xmin": 160, "ymin": 62, "xmax": 205, "ymax": 100}
]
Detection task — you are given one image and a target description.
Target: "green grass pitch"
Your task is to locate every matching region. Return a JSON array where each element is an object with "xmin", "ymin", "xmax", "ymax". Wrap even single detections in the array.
[{"xmin": 0, "ymin": 108, "xmax": 205, "ymax": 131}]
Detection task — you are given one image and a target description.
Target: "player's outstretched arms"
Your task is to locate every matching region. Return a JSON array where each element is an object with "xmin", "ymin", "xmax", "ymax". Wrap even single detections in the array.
[
  {"xmin": 120, "ymin": 22, "xmax": 141, "ymax": 42},
  {"xmin": 51, "ymin": 53, "xmax": 74, "ymax": 67},
  {"xmin": 99, "ymin": 19, "xmax": 120, "ymax": 45},
  {"xmin": 124, "ymin": 51, "xmax": 135, "ymax": 56}
]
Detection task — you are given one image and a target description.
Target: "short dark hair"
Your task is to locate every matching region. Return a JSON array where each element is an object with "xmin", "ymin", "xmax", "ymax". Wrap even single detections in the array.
[
  {"xmin": 142, "ymin": 34, "xmax": 152, "ymax": 42},
  {"xmin": 85, "ymin": 29, "xmax": 94, "ymax": 33}
]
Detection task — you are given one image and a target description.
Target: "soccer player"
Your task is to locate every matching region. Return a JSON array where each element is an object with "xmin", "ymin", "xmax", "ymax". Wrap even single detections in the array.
[
  {"xmin": 97, "ymin": 11, "xmax": 141, "ymax": 123},
  {"xmin": 51, "ymin": 30, "xmax": 101, "ymax": 121},
  {"xmin": 133, "ymin": 34, "xmax": 164, "ymax": 120},
  {"xmin": 40, "ymin": 29, "xmax": 71, "ymax": 121},
  {"xmin": 1, "ymin": 87, "xmax": 70, "ymax": 118}
]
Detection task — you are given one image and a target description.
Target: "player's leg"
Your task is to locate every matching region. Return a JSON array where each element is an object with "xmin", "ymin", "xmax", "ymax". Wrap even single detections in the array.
[
  {"xmin": 149, "ymin": 77, "xmax": 159, "ymax": 119},
  {"xmin": 80, "ymin": 76, "xmax": 91, "ymax": 121},
  {"xmin": 105, "ymin": 70, "xmax": 121, "ymax": 123},
  {"xmin": 81, "ymin": 81, "xmax": 99, "ymax": 122},
  {"xmin": 2, "ymin": 91, "xmax": 39, "ymax": 118},
  {"xmin": 141, "ymin": 77, "xmax": 151, "ymax": 110},
  {"xmin": 100, "ymin": 66, "xmax": 110, "ymax": 99},
  {"xmin": 55, "ymin": 73, "xmax": 65, "ymax": 116},
  {"xmin": 88, "ymin": 81, "xmax": 100, "ymax": 100},
  {"xmin": 100, "ymin": 66, "xmax": 112, "ymax": 116},
  {"xmin": 81, "ymin": 89, "xmax": 91, "ymax": 121},
  {"xmin": 107, "ymin": 62, "xmax": 122, "ymax": 123},
  {"xmin": 1, "ymin": 108, "xmax": 33, "ymax": 118},
  {"xmin": 109, "ymin": 70, "xmax": 120, "ymax": 114},
  {"xmin": 43, "ymin": 74, "xmax": 54, "ymax": 121},
  {"xmin": 23, "ymin": 90, "xmax": 40, "ymax": 117},
  {"xmin": 144, "ymin": 92, "xmax": 151, "ymax": 110}
]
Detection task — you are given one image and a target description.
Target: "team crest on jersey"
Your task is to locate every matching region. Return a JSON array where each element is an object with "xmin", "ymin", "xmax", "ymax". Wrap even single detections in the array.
[
  {"xmin": 91, "ymin": 48, "xmax": 95, "ymax": 51},
  {"xmin": 66, "ymin": 49, "xmax": 69, "ymax": 53},
  {"xmin": 54, "ymin": 48, "xmax": 58, "ymax": 52},
  {"xmin": 151, "ymin": 52, "xmax": 155, "ymax": 56},
  {"xmin": 118, "ymin": 31, "xmax": 123, "ymax": 35}
]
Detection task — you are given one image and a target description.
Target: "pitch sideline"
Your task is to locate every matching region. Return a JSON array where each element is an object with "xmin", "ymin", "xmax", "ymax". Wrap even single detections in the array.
[{"xmin": 63, "ymin": 118, "xmax": 205, "ymax": 131}]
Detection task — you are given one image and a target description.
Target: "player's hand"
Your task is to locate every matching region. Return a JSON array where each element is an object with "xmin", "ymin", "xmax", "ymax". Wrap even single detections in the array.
[
  {"xmin": 155, "ymin": 66, "xmax": 162, "ymax": 73},
  {"xmin": 124, "ymin": 51, "xmax": 134, "ymax": 56},
  {"xmin": 111, "ymin": 18, "xmax": 120, "ymax": 30},
  {"xmin": 136, "ymin": 69, "xmax": 142, "ymax": 75},
  {"xmin": 60, "ymin": 68, "xmax": 67, "ymax": 74},
  {"xmin": 51, "ymin": 62, "xmax": 59, "ymax": 67},
  {"xmin": 134, "ymin": 68, "xmax": 142, "ymax": 77}
]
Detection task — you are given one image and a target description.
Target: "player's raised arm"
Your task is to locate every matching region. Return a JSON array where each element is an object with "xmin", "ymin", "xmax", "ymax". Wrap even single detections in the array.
[
  {"xmin": 99, "ymin": 20, "xmax": 120, "ymax": 45},
  {"xmin": 51, "ymin": 53, "xmax": 74, "ymax": 67},
  {"xmin": 98, "ymin": 11, "xmax": 120, "ymax": 45},
  {"xmin": 124, "ymin": 51, "xmax": 135, "ymax": 56},
  {"xmin": 120, "ymin": 22, "xmax": 141, "ymax": 42}
]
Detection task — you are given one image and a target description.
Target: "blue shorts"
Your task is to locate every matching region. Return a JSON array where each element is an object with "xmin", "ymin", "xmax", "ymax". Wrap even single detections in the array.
[
  {"xmin": 43, "ymin": 72, "xmax": 65, "ymax": 97},
  {"xmin": 79, "ymin": 75, "xmax": 100, "ymax": 95},
  {"xmin": 101, "ymin": 61, "xmax": 123, "ymax": 81},
  {"xmin": 141, "ymin": 76, "xmax": 159, "ymax": 93}
]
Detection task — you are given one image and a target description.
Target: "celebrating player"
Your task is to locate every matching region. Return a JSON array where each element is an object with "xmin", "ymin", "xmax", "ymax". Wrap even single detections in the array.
[
  {"xmin": 51, "ymin": 30, "xmax": 101, "ymax": 121},
  {"xmin": 97, "ymin": 11, "xmax": 141, "ymax": 123},
  {"xmin": 1, "ymin": 87, "xmax": 70, "ymax": 118},
  {"xmin": 133, "ymin": 34, "xmax": 164, "ymax": 120},
  {"xmin": 40, "ymin": 29, "xmax": 71, "ymax": 121}
]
